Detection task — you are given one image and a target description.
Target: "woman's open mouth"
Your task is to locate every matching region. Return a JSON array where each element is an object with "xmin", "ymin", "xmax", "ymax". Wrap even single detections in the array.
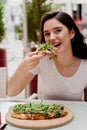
[{"xmin": 54, "ymin": 43, "xmax": 61, "ymax": 47}]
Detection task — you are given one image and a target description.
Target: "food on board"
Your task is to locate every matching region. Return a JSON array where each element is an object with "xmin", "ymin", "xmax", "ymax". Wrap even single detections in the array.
[{"xmin": 11, "ymin": 102, "xmax": 67, "ymax": 120}]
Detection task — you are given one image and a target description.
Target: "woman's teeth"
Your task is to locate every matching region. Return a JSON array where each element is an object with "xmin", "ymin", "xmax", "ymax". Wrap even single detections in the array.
[{"xmin": 54, "ymin": 43, "xmax": 61, "ymax": 47}]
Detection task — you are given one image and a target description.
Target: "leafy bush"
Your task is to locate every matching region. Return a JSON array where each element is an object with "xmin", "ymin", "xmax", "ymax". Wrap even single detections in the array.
[{"xmin": 0, "ymin": 1, "xmax": 5, "ymax": 43}]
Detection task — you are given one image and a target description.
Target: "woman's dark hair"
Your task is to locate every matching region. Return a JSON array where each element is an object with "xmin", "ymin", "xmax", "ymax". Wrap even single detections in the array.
[{"xmin": 40, "ymin": 11, "xmax": 87, "ymax": 59}]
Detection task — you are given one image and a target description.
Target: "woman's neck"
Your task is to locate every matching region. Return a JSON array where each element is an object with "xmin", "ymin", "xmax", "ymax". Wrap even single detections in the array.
[
  {"xmin": 55, "ymin": 54, "xmax": 81, "ymax": 77},
  {"xmin": 56, "ymin": 55, "xmax": 78, "ymax": 67}
]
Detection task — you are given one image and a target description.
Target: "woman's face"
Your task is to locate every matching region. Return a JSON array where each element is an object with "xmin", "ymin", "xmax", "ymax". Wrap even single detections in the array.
[{"xmin": 43, "ymin": 18, "xmax": 75, "ymax": 54}]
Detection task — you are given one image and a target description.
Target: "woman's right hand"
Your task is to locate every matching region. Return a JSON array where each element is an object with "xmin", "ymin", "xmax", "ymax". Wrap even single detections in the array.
[{"xmin": 23, "ymin": 50, "xmax": 45, "ymax": 70}]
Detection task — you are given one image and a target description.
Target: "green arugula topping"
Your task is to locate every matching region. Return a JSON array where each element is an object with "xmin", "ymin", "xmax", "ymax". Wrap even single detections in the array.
[
  {"xmin": 39, "ymin": 42, "xmax": 53, "ymax": 51},
  {"xmin": 13, "ymin": 102, "xmax": 64, "ymax": 115},
  {"xmin": 39, "ymin": 42, "xmax": 57, "ymax": 61}
]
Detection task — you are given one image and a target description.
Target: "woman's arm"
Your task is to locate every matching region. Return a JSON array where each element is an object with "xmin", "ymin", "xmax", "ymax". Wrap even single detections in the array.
[
  {"xmin": 8, "ymin": 67, "xmax": 35, "ymax": 96},
  {"xmin": 8, "ymin": 51, "xmax": 45, "ymax": 96}
]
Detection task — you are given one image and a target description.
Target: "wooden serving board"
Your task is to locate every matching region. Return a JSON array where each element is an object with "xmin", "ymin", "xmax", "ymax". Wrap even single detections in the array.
[{"xmin": 6, "ymin": 106, "xmax": 74, "ymax": 129}]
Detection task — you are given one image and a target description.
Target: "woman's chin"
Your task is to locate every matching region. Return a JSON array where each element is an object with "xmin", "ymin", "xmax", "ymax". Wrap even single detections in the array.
[{"xmin": 57, "ymin": 47, "xmax": 64, "ymax": 54}]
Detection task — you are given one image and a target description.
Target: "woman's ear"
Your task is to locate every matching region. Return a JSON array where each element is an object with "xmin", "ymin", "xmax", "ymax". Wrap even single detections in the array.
[{"xmin": 70, "ymin": 28, "xmax": 75, "ymax": 39}]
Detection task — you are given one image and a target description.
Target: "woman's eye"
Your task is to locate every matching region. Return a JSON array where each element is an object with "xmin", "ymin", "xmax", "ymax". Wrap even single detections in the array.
[
  {"xmin": 44, "ymin": 33, "xmax": 50, "ymax": 37},
  {"xmin": 55, "ymin": 29, "xmax": 61, "ymax": 33}
]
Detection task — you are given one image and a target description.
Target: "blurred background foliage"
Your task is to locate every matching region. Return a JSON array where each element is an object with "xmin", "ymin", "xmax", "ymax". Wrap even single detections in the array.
[
  {"xmin": 0, "ymin": 0, "xmax": 6, "ymax": 43},
  {"xmin": 15, "ymin": 16, "xmax": 23, "ymax": 40},
  {"xmin": 26, "ymin": 0, "xmax": 52, "ymax": 44}
]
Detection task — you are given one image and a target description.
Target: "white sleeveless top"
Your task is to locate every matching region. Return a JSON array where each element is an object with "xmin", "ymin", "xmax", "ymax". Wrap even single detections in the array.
[{"xmin": 30, "ymin": 56, "xmax": 87, "ymax": 101}]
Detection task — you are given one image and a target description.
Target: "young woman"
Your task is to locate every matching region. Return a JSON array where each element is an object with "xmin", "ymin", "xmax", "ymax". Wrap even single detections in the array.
[{"xmin": 8, "ymin": 11, "xmax": 87, "ymax": 101}]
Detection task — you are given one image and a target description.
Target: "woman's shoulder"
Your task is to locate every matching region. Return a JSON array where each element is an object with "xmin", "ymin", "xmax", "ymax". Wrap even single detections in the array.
[
  {"xmin": 40, "ymin": 55, "xmax": 52, "ymax": 63},
  {"xmin": 81, "ymin": 59, "xmax": 87, "ymax": 70},
  {"xmin": 82, "ymin": 59, "xmax": 87, "ymax": 64},
  {"xmin": 39, "ymin": 55, "xmax": 54, "ymax": 69}
]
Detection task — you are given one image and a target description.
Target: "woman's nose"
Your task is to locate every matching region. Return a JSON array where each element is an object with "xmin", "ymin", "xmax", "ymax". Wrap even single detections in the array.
[{"xmin": 50, "ymin": 33, "xmax": 56, "ymax": 39}]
